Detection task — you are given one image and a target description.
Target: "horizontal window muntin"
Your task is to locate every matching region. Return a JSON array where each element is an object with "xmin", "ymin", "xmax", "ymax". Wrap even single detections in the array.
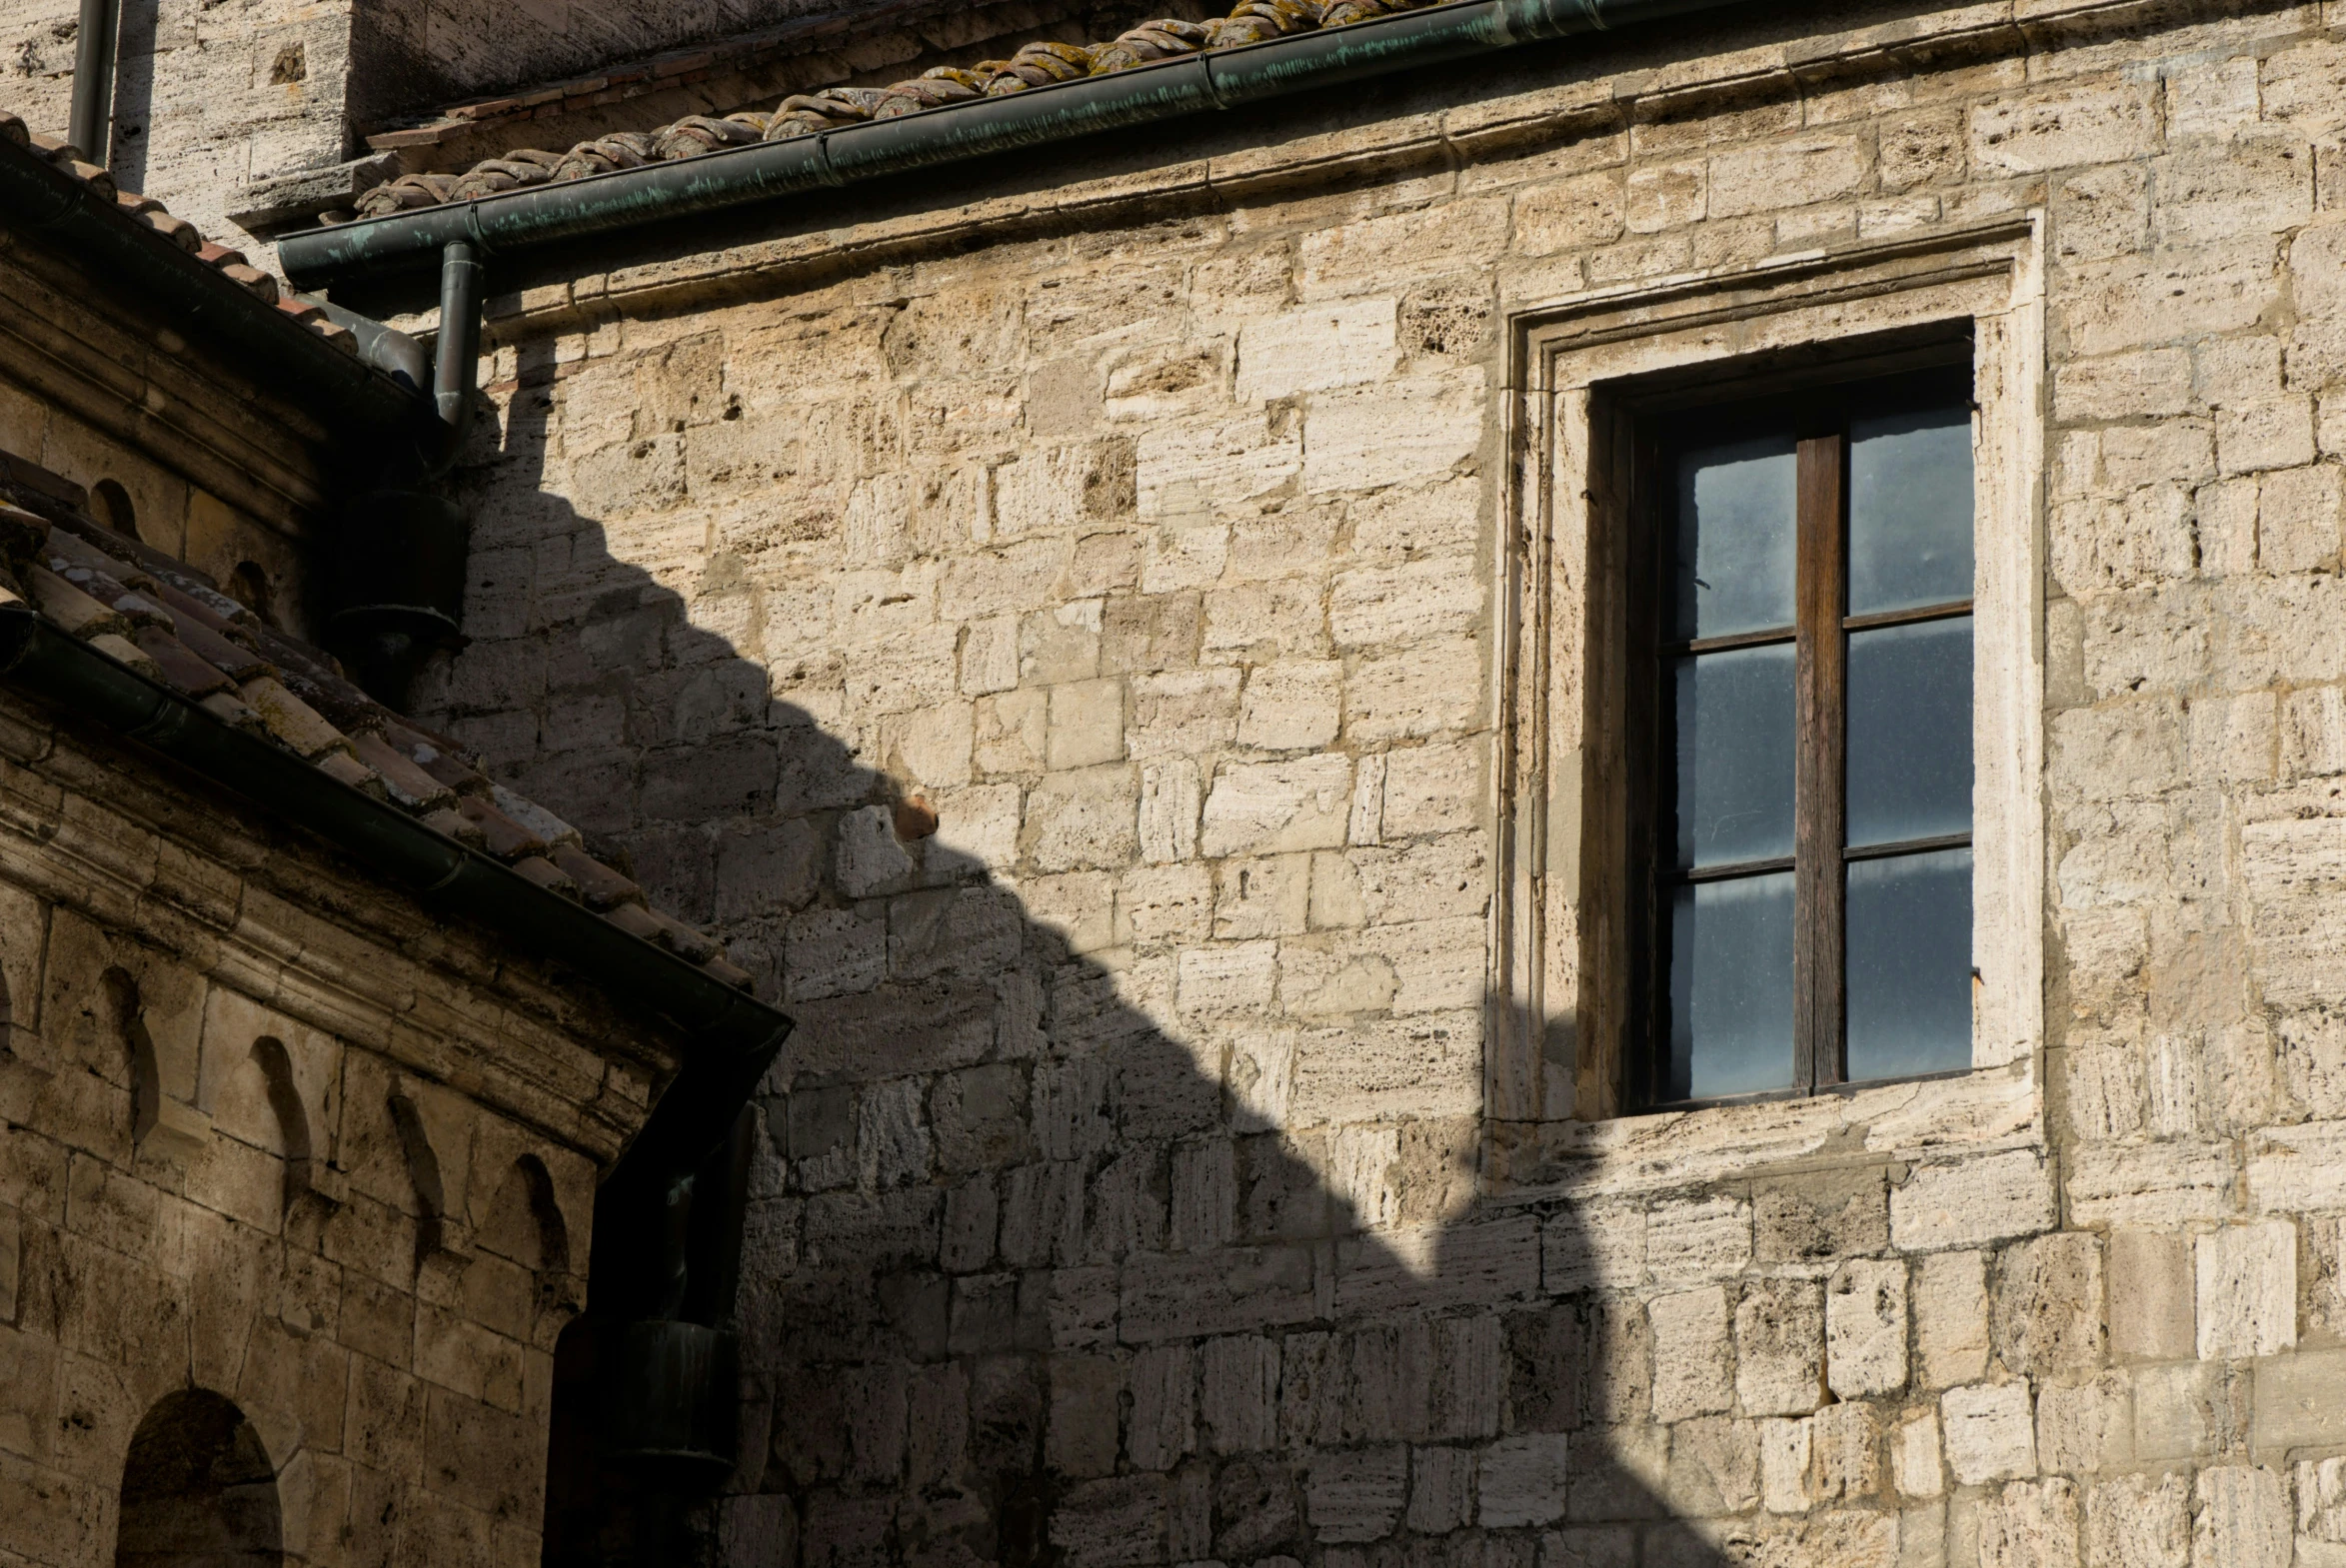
[{"xmin": 1643, "ymin": 366, "xmax": 1976, "ymax": 1109}]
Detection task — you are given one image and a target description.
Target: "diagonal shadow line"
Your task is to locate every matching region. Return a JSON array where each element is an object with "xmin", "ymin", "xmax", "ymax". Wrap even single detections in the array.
[
  {"xmin": 103, "ymin": 0, "xmax": 157, "ymax": 193},
  {"xmin": 421, "ymin": 327, "xmax": 1785, "ymax": 1568}
]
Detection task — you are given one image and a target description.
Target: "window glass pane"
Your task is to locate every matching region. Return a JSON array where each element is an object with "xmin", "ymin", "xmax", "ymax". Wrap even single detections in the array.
[
  {"xmin": 1671, "ymin": 644, "xmax": 1796, "ymax": 868},
  {"xmin": 1849, "ymin": 404, "xmax": 1973, "ymax": 615},
  {"xmin": 1845, "ymin": 847, "xmax": 1973, "ymax": 1081},
  {"xmin": 1672, "ymin": 434, "xmax": 1797, "ymax": 640},
  {"xmin": 1846, "ymin": 617, "xmax": 1972, "ymax": 848},
  {"xmin": 1665, "ymin": 871, "xmax": 1795, "ymax": 1100}
]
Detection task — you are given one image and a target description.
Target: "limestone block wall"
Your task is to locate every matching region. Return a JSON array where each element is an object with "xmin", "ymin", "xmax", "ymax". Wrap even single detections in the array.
[
  {"xmin": 421, "ymin": 0, "xmax": 2346, "ymax": 1561},
  {"xmin": 0, "ymin": 695, "xmax": 663, "ymax": 1567},
  {"xmin": 1, "ymin": 0, "xmax": 357, "ymax": 248},
  {"xmin": 1, "ymin": 0, "xmax": 1059, "ymax": 255},
  {"xmin": 0, "ymin": 241, "xmax": 327, "ymax": 634},
  {"xmin": 0, "ymin": 373, "xmax": 311, "ymax": 639}
]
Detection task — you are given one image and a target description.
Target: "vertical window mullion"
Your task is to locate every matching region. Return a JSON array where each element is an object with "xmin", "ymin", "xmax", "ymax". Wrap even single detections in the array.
[
  {"xmin": 1628, "ymin": 427, "xmax": 1666, "ymax": 1112},
  {"xmin": 1793, "ymin": 430, "xmax": 1847, "ymax": 1092}
]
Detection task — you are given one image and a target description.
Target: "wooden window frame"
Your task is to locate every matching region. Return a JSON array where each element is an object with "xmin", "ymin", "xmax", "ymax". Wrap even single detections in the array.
[
  {"xmin": 1489, "ymin": 220, "xmax": 2047, "ymax": 1156},
  {"xmin": 1632, "ymin": 370, "xmax": 1979, "ymax": 1101},
  {"xmin": 1614, "ymin": 352, "xmax": 1979, "ymax": 1112}
]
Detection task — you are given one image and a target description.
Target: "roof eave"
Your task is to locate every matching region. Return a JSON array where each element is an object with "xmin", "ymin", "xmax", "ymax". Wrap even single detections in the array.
[{"xmin": 0, "ymin": 134, "xmax": 430, "ymax": 439}]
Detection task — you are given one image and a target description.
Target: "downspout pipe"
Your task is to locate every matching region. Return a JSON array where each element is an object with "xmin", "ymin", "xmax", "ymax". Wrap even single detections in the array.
[
  {"xmin": 279, "ymin": 0, "xmax": 1743, "ymax": 291},
  {"xmin": 429, "ymin": 239, "xmax": 483, "ymax": 474},
  {"xmin": 67, "ymin": 0, "xmax": 120, "ymax": 167},
  {"xmin": 326, "ymin": 240, "xmax": 483, "ymax": 709}
]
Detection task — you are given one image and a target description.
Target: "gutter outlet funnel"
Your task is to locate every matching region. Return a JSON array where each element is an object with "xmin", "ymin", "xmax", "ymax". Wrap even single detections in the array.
[{"xmin": 327, "ymin": 241, "xmax": 483, "ymax": 710}]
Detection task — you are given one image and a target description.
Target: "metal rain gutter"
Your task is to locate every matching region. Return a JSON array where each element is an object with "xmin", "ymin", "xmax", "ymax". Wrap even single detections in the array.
[
  {"xmin": 279, "ymin": 0, "xmax": 1746, "ymax": 290},
  {"xmin": 0, "ymin": 603, "xmax": 791, "ymax": 1130},
  {"xmin": 0, "ymin": 134, "xmax": 425, "ymax": 435}
]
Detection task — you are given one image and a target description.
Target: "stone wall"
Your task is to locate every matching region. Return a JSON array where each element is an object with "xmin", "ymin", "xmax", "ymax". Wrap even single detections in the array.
[
  {"xmin": 0, "ymin": 240, "xmax": 324, "ymax": 635},
  {"xmin": 0, "ymin": 690, "xmax": 676, "ymax": 1566},
  {"xmin": 417, "ymin": 0, "xmax": 2346, "ymax": 1561},
  {"xmin": 0, "ymin": 0, "xmax": 1072, "ymax": 256}
]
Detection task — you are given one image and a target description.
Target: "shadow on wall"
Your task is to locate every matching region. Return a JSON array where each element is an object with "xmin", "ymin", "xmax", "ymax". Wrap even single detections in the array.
[
  {"xmin": 114, "ymin": 1389, "xmax": 282, "ymax": 1568},
  {"xmin": 102, "ymin": 0, "xmax": 158, "ymax": 187},
  {"xmin": 422, "ymin": 336, "xmax": 1778, "ymax": 1568}
]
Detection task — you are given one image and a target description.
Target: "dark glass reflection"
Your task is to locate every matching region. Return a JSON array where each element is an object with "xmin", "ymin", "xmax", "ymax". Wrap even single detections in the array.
[
  {"xmin": 1846, "ymin": 617, "xmax": 1973, "ymax": 848},
  {"xmin": 1665, "ymin": 871, "xmax": 1795, "ymax": 1100},
  {"xmin": 1845, "ymin": 847, "xmax": 1973, "ymax": 1081},
  {"xmin": 1672, "ymin": 434, "xmax": 1797, "ymax": 640},
  {"xmin": 1671, "ymin": 645, "xmax": 1796, "ymax": 869},
  {"xmin": 1849, "ymin": 405, "xmax": 1974, "ymax": 616}
]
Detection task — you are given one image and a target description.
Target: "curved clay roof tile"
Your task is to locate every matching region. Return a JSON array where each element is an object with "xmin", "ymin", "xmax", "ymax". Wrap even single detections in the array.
[
  {"xmin": 317, "ymin": 0, "xmax": 1444, "ymax": 220},
  {"xmin": 0, "ymin": 476, "xmax": 755, "ymax": 992}
]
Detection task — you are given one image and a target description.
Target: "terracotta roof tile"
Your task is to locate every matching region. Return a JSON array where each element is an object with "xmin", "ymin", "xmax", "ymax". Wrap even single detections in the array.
[
  {"xmin": 549, "ymin": 843, "xmax": 643, "ymax": 911},
  {"xmin": 0, "ymin": 126, "xmax": 352, "ymax": 348},
  {"xmin": 316, "ymin": 749, "xmax": 387, "ymax": 795},
  {"xmin": 85, "ymin": 631, "xmax": 162, "ymax": 680},
  {"xmin": 133, "ymin": 627, "xmax": 237, "ymax": 697},
  {"xmin": 338, "ymin": 0, "xmax": 1445, "ymax": 225},
  {"xmin": 456, "ymin": 794, "xmax": 550, "ymax": 859},
  {"xmin": 512, "ymin": 853, "xmax": 581, "ymax": 899},
  {"xmin": 0, "ymin": 458, "xmax": 747, "ymax": 992},
  {"xmin": 352, "ymin": 730, "xmax": 458, "ymax": 811},
  {"xmin": 421, "ymin": 804, "xmax": 489, "ymax": 849},
  {"xmin": 198, "ymin": 690, "xmax": 268, "ymax": 733},
  {"xmin": 23, "ymin": 564, "xmax": 127, "ymax": 639}
]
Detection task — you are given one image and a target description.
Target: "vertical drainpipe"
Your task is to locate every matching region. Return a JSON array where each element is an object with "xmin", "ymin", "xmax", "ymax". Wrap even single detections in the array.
[
  {"xmin": 67, "ymin": 0, "xmax": 121, "ymax": 165},
  {"xmin": 327, "ymin": 241, "xmax": 481, "ymax": 711}
]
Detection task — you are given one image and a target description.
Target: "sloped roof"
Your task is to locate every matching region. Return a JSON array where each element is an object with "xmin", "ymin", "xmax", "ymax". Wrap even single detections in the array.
[
  {"xmin": 0, "ymin": 453, "xmax": 753, "ymax": 993},
  {"xmin": 0, "ymin": 112, "xmax": 360, "ymax": 352},
  {"xmin": 340, "ymin": 0, "xmax": 1425, "ymax": 220}
]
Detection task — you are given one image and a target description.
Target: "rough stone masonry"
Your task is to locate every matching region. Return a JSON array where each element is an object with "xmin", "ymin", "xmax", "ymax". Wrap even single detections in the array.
[{"xmin": 341, "ymin": 0, "xmax": 2346, "ymax": 1559}]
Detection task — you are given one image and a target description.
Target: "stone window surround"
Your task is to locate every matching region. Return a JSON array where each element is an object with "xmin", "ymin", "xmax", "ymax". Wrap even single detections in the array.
[{"xmin": 1488, "ymin": 214, "xmax": 2048, "ymax": 1199}]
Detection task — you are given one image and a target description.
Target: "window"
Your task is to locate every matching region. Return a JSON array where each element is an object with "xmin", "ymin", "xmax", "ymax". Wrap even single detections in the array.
[
  {"xmin": 89, "ymin": 478, "xmax": 137, "ymax": 541},
  {"xmin": 1637, "ymin": 366, "xmax": 1975, "ymax": 1106},
  {"xmin": 228, "ymin": 562, "xmax": 277, "ymax": 627}
]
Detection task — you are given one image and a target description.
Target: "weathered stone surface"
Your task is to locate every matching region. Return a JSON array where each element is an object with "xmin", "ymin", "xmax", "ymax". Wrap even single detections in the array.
[
  {"xmin": 2196, "ymin": 1222, "xmax": 2296, "ymax": 1360},
  {"xmin": 1649, "ymin": 1286, "xmax": 1733, "ymax": 1422},
  {"xmin": 1827, "ymin": 1260, "xmax": 1908, "ymax": 1398},
  {"xmin": 0, "ymin": 703, "xmax": 628, "ymax": 1568},
  {"xmin": 1917, "ymin": 1252, "xmax": 1993, "ymax": 1390},
  {"xmin": 1942, "ymin": 1383, "xmax": 2037, "ymax": 1486},
  {"xmin": 125, "ymin": 3, "xmax": 2346, "ymax": 1563},
  {"xmin": 1890, "ymin": 1153, "xmax": 2056, "ymax": 1252},
  {"xmin": 2108, "ymin": 1231, "xmax": 2195, "ymax": 1362},
  {"xmin": 1735, "ymin": 1280, "xmax": 1825, "ymax": 1418},
  {"xmin": 2086, "ymin": 1471, "xmax": 2190, "ymax": 1568},
  {"xmin": 1978, "ymin": 1479, "xmax": 2080, "ymax": 1568},
  {"xmin": 1993, "ymin": 1233, "xmax": 2105, "ymax": 1377}
]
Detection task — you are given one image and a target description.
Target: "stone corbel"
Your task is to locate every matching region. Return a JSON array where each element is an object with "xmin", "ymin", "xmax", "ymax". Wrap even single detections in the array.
[{"xmin": 227, "ymin": 152, "xmax": 404, "ymax": 234}]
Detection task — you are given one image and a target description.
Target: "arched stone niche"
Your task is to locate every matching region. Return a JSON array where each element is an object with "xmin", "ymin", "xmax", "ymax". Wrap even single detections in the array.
[{"xmin": 114, "ymin": 1389, "xmax": 282, "ymax": 1568}]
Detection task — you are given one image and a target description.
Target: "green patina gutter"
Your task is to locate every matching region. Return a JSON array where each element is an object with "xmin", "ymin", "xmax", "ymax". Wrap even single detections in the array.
[
  {"xmin": 0, "ymin": 602, "xmax": 789, "ymax": 1180},
  {"xmin": 279, "ymin": 0, "xmax": 1745, "ymax": 291}
]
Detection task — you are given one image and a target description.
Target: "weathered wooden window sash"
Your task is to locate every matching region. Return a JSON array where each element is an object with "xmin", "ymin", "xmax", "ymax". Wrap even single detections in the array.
[{"xmin": 1630, "ymin": 367, "xmax": 1978, "ymax": 1108}]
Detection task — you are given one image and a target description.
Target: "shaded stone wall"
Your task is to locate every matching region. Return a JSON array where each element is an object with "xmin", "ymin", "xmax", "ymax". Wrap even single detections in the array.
[
  {"xmin": 0, "ymin": 243, "xmax": 327, "ymax": 636},
  {"xmin": 422, "ymin": 0, "xmax": 2346, "ymax": 1560},
  {"xmin": 0, "ymin": 692, "xmax": 674, "ymax": 1566}
]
